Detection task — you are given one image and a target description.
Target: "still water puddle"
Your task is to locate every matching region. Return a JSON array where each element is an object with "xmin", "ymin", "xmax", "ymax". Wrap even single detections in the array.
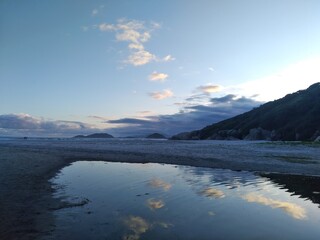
[{"xmin": 48, "ymin": 161, "xmax": 320, "ymax": 240}]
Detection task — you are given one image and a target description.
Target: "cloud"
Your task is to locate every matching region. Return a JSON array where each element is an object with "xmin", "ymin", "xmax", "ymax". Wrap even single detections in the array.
[
  {"xmin": 185, "ymin": 93, "xmax": 211, "ymax": 103},
  {"xmin": 108, "ymin": 118, "xmax": 151, "ymax": 125},
  {"xmin": 208, "ymin": 67, "xmax": 215, "ymax": 72},
  {"xmin": 135, "ymin": 111, "xmax": 154, "ymax": 118},
  {"xmin": 242, "ymin": 193, "xmax": 307, "ymax": 220},
  {"xmin": 0, "ymin": 114, "xmax": 87, "ymax": 130},
  {"xmin": 2, "ymin": 94, "xmax": 261, "ymax": 138},
  {"xmin": 137, "ymin": 110, "xmax": 153, "ymax": 115},
  {"xmin": 99, "ymin": 23, "xmax": 116, "ymax": 31},
  {"xmin": 128, "ymin": 43, "xmax": 144, "ymax": 50},
  {"xmin": 210, "ymin": 94, "xmax": 236, "ymax": 103},
  {"xmin": 97, "ymin": 19, "xmax": 174, "ymax": 66},
  {"xmin": 87, "ymin": 115, "xmax": 110, "ymax": 121},
  {"xmin": 106, "ymin": 94, "xmax": 262, "ymax": 136},
  {"xmin": 92, "ymin": 9, "xmax": 98, "ymax": 16},
  {"xmin": 97, "ymin": 19, "xmax": 156, "ymax": 66},
  {"xmin": 197, "ymin": 84, "xmax": 221, "ymax": 94},
  {"xmin": 116, "ymin": 27, "xmax": 149, "ymax": 43},
  {"xmin": 149, "ymin": 89, "xmax": 173, "ymax": 100},
  {"xmin": 127, "ymin": 49, "xmax": 155, "ymax": 66},
  {"xmin": 0, "ymin": 113, "xmax": 101, "ymax": 137},
  {"xmin": 148, "ymin": 72, "xmax": 168, "ymax": 82},
  {"xmin": 162, "ymin": 55, "xmax": 175, "ymax": 62},
  {"xmin": 151, "ymin": 22, "xmax": 161, "ymax": 29}
]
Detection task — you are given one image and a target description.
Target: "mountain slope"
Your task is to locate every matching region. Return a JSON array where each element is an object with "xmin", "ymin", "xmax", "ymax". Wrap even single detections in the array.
[{"xmin": 171, "ymin": 83, "xmax": 320, "ymax": 141}]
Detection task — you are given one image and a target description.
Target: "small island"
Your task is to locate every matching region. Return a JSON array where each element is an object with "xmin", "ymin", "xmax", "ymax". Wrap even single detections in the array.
[
  {"xmin": 146, "ymin": 133, "xmax": 167, "ymax": 139},
  {"xmin": 73, "ymin": 133, "xmax": 114, "ymax": 139}
]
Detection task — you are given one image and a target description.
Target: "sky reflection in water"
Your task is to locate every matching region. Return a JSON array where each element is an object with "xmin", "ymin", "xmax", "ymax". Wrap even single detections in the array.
[{"xmin": 48, "ymin": 161, "xmax": 320, "ymax": 240}]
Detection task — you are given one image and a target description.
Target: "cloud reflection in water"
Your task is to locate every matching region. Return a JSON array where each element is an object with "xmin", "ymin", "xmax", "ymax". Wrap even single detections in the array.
[
  {"xmin": 147, "ymin": 198, "xmax": 165, "ymax": 210},
  {"xmin": 156, "ymin": 222, "xmax": 174, "ymax": 228},
  {"xmin": 123, "ymin": 216, "xmax": 149, "ymax": 240},
  {"xmin": 123, "ymin": 215, "xmax": 173, "ymax": 240},
  {"xmin": 200, "ymin": 187, "xmax": 225, "ymax": 199},
  {"xmin": 242, "ymin": 193, "xmax": 307, "ymax": 220},
  {"xmin": 148, "ymin": 178, "xmax": 172, "ymax": 191},
  {"xmin": 208, "ymin": 211, "xmax": 215, "ymax": 216}
]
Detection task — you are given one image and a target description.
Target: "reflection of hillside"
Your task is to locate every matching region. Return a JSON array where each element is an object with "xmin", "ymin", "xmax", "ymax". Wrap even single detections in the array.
[{"xmin": 261, "ymin": 173, "xmax": 320, "ymax": 207}]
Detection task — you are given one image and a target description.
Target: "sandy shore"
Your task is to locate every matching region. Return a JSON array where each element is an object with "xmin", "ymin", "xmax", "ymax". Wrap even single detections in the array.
[{"xmin": 1, "ymin": 138, "xmax": 320, "ymax": 239}]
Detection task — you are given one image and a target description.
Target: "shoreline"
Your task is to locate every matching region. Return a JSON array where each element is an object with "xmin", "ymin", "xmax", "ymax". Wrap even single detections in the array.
[{"xmin": 1, "ymin": 139, "xmax": 320, "ymax": 239}]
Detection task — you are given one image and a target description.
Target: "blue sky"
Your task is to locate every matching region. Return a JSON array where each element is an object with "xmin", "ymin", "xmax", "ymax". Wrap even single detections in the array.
[{"xmin": 1, "ymin": 0, "xmax": 320, "ymax": 137}]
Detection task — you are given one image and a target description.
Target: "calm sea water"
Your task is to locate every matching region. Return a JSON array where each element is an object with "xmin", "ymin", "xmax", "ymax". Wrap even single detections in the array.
[{"xmin": 48, "ymin": 161, "xmax": 320, "ymax": 240}]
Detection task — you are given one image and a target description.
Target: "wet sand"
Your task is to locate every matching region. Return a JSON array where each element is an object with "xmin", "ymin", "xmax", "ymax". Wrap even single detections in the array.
[{"xmin": 0, "ymin": 139, "xmax": 320, "ymax": 239}]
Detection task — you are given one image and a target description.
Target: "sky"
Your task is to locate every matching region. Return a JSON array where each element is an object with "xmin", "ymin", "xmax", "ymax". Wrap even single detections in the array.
[{"xmin": 1, "ymin": 0, "xmax": 320, "ymax": 137}]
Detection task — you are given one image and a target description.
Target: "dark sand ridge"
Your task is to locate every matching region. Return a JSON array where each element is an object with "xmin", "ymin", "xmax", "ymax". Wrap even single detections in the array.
[{"xmin": 1, "ymin": 139, "xmax": 320, "ymax": 239}]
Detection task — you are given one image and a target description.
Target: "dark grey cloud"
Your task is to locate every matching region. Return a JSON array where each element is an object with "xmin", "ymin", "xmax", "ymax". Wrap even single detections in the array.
[
  {"xmin": 0, "ymin": 114, "xmax": 99, "ymax": 137},
  {"xmin": 107, "ymin": 95, "xmax": 263, "ymax": 136},
  {"xmin": 1, "ymin": 95, "xmax": 263, "ymax": 137},
  {"xmin": 185, "ymin": 93, "xmax": 210, "ymax": 102},
  {"xmin": 108, "ymin": 118, "xmax": 152, "ymax": 125},
  {"xmin": 211, "ymin": 94, "xmax": 236, "ymax": 103}
]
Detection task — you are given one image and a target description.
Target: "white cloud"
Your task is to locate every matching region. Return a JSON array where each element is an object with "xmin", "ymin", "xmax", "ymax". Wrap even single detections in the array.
[
  {"xmin": 116, "ymin": 28, "xmax": 144, "ymax": 43},
  {"xmin": 162, "ymin": 55, "xmax": 175, "ymax": 62},
  {"xmin": 151, "ymin": 22, "xmax": 161, "ymax": 29},
  {"xmin": 127, "ymin": 50, "xmax": 155, "ymax": 66},
  {"xmin": 149, "ymin": 72, "xmax": 168, "ymax": 82},
  {"xmin": 197, "ymin": 84, "xmax": 221, "ymax": 94},
  {"xmin": 128, "ymin": 43, "xmax": 144, "ymax": 50},
  {"xmin": 97, "ymin": 19, "xmax": 174, "ymax": 66},
  {"xmin": 140, "ymin": 32, "xmax": 151, "ymax": 42},
  {"xmin": 208, "ymin": 67, "xmax": 215, "ymax": 72},
  {"xmin": 0, "ymin": 113, "xmax": 104, "ymax": 137},
  {"xmin": 149, "ymin": 89, "xmax": 173, "ymax": 100},
  {"xmin": 99, "ymin": 23, "xmax": 115, "ymax": 31}
]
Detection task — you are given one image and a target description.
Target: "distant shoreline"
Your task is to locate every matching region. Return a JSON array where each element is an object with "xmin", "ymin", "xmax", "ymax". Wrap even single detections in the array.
[{"xmin": 1, "ymin": 139, "xmax": 320, "ymax": 239}]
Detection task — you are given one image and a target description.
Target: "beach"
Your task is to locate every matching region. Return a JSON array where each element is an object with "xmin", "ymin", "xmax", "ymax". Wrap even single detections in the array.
[{"xmin": 1, "ymin": 138, "xmax": 320, "ymax": 239}]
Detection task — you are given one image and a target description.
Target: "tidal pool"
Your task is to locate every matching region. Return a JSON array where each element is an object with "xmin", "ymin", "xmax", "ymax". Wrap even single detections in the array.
[{"xmin": 48, "ymin": 161, "xmax": 320, "ymax": 240}]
